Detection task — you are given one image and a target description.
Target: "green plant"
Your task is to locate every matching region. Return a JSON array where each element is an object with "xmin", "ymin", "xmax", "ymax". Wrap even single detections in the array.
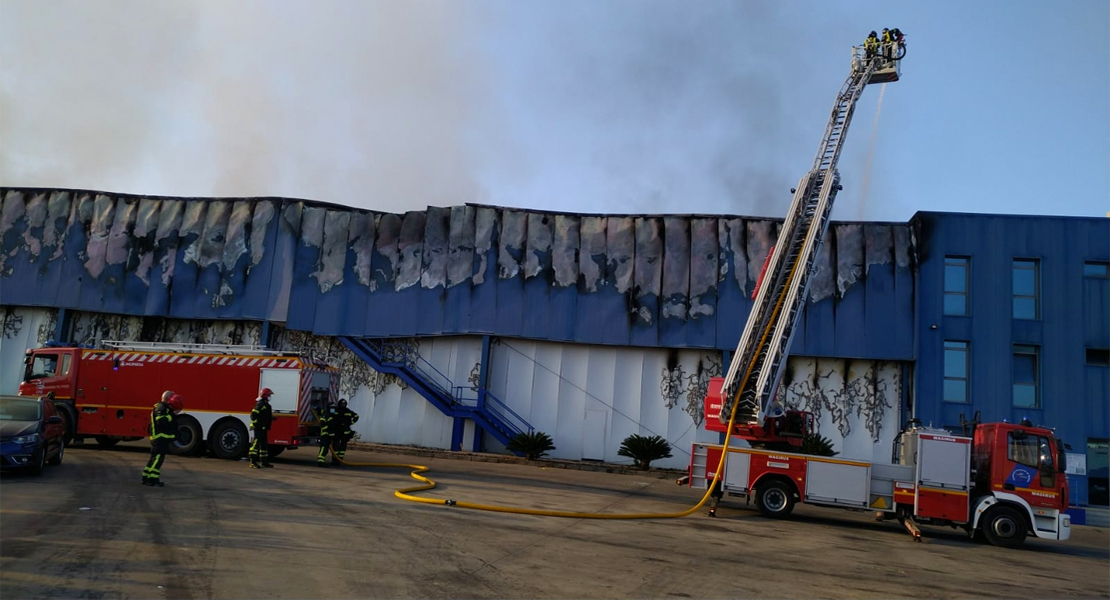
[
  {"xmin": 800, "ymin": 432, "xmax": 838, "ymax": 457},
  {"xmin": 618, "ymin": 434, "xmax": 673, "ymax": 470},
  {"xmin": 507, "ymin": 431, "xmax": 555, "ymax": 460}
]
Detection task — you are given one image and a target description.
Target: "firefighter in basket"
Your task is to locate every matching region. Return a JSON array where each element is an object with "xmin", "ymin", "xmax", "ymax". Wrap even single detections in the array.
[
  {"xmin": 249, "ymin": 387, "xmax": 274, "ymax": 469},
  {"xmin": 316, "ymin": 401, "xmax": 337, "ymax": 467},
  {"xmin": 330, "ymin": 398, "xmax": 359, "ymax": 467},
  {"xmin": 142, "ymin": 391, "xmax": 183, "ymax": 487}
]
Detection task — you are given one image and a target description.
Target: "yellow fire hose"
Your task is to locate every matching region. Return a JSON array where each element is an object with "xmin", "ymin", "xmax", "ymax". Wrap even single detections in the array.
[{"xmin": 327, "ymin": 251, "xmax": 805, "ymax": 519}]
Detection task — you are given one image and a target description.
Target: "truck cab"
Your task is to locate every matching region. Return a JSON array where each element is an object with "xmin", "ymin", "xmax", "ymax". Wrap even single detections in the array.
[
  {"xmin": 19, "ymin": 348, "xmax": 81, "ymax": 441},
  {"xmin": 970, "ymin": 421, "xmax": 1070, "ymax": 546}
]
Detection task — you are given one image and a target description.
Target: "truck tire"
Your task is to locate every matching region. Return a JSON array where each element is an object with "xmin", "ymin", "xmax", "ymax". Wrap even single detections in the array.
[
  {"xmin": 56, "ymin": 405, "xmax": 77, "ymax": 446},
  {"xmin": 209, "ymin": 420, "xmax": 249, "ymax": 460},
  {"xmin": 170, "ymin": 416, "xmax": 203, "ymax": 456},
  {"xmin": 981, "ymin": 505, "xmax": 1027, "ymax": 548},
  {"xmin": 95, "ymin": 435, "xmax": 120, "ymax": 448},
  {"xmin": 755, "ymin": 479, "xmax": 796, "ymax": 518}
]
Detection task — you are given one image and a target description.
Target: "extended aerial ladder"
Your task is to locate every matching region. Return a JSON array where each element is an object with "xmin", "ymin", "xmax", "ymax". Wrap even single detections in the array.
[{"xmin": 717, "ymin": 40, "xmax": 904, "ymax": 436}]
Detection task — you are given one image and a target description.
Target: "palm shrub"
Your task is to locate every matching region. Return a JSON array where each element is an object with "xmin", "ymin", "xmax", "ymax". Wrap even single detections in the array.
[
  {"xmin": 800, "ymin": 432, "xmax": 838, "ymax": 457},
  {"xmin": 618, "ymin": 434, "xmax": 673, "ymax": 470},
  {"xmin": 507, "ymin": 431, "xmax": 555, "ymax": 460}
]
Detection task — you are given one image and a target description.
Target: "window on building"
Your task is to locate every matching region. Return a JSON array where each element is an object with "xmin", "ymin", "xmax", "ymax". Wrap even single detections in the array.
[
  {"xmin": 1012, "ymin": 344, "xmax": 1040, "ymax": 408},
  {"xmin": 1088, "ymin": 439, "xmax": 1109, "ymax": 506},
  {"xmin": 1012, "ymin": 259, "xmax": 1040, "ymax": 320},
  {"xmin": 944, "ymin": 256, "xmax": 970, "ymax": 316},
  {"xmin": 943, "ymin": 340, "xmax": 969, "ymax": 403},
  {"xmin": 1087, "ymin": 348, "xmax": 1110, "ymax": 367},
  {"xmin": 1084, "ymin": 261, "xmax": 1109, "ymax": 279}
]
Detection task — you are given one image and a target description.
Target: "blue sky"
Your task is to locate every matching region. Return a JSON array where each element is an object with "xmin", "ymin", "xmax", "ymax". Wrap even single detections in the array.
[{"xmin": 1, "ymin": 0, "xmax": 1107, "ymax": 222}]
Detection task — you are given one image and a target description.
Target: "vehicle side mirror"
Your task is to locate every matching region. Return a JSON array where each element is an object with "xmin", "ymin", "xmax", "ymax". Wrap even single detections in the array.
[{"xmin": 47, "ymin": 416, "xmax": 63, "ymax": 424}]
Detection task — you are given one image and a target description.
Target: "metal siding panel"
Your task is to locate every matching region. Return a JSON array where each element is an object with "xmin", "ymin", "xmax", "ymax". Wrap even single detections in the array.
[
  {"xmin": 630, "ymin": 217, "xmax": 662, "ymax": 347},
  {"xmin": 443, "ymin": 207, "xmax": 475, "ymax": 335},
  {"xmin": 238, "ymin": 201, "xmax": 278, "ymax": 320},
  {"xmin": 575, "ymin": 216, "xmax": 611, "ymax": 345},
  {"xmin": 311, "ymin": 210, "xmax": 352, "ymax": 335},
  {"xmin": 659, "ymin": 217, "xmax": 689, "ymax": 348},
  {"xmin": 687, "ymin": 218, "xmax": 718, "ymax": 348},
  {"xmin": 521, "ymin": 212, "xmax": 553, "ymax": 339},
  {"xmin": 468, "ymin": 208, "xmax": 498, "ymax": 334},
  {"xmin": 556, "ymin": 344, "xmax": 588, "ymax": 460},
  {"xmin": 416, "ymin": 207, "xmax": 449, "ymax": 336},
  {"xmin": 495, "ymin": 210, "xmax": 526, "ymax": 338},
  {"xmin": 286, "ymin": 205, "xmax": 323, "ymax": 331}
]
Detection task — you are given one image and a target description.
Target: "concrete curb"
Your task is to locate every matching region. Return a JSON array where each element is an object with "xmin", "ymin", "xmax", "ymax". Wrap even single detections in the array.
[{"xmin": 347, "ymin": 441, "xmax": 686, "ymax": 480}]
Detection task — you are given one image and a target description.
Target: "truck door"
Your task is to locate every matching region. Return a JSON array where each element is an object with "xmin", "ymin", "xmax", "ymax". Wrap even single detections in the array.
[
  {"xmin": 259, "ymin": 368, "xmax": 300, "ymax": 445},
  {"xmin": 1004, "ymin": 430, "xmax": 1060, "ymax": 509}
]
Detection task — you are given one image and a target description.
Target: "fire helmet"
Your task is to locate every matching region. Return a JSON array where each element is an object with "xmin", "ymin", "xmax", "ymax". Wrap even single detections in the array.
[
  {"xmin": 337, "ymin": 398, "xmax": 348, "ymax": 409},
  {"xmin": 259, "ymin": 387, "xmax": 274, "ymax": 399},
  {"xmin": 167, "ymin": 394, "xmax": 185, "ymax": 413}
]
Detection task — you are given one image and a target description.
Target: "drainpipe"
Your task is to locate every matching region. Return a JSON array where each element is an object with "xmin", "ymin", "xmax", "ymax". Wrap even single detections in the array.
[{"xmin": 52, "ymin": 308, "xmax": 72, "ymax": 345}]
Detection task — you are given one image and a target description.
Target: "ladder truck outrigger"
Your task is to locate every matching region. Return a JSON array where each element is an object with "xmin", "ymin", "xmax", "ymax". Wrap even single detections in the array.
[{"xmin": 685, "ymin": 37, "xmax": 1072, "ymax": 549}]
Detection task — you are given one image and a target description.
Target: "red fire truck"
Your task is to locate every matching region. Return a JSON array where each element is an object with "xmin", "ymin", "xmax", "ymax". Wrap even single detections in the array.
[
  {"xmin": 18, "ymin": 341, "xmax": 340, "ymax": 460},
  {"xmin": 688, "ymin": 378, "xmax": 1071, "ymax": 549}
]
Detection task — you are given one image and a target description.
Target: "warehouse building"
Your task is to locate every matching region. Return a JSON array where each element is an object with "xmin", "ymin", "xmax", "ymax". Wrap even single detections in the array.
[{"xmin": 0, "ymin": 188, "xmax": 1105, "ymax": 506}]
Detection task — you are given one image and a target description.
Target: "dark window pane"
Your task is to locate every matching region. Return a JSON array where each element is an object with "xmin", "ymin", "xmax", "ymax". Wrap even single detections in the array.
[
  {"xmin": 1013, "ymin": 353, "xmax": 1036, "ymax": 384},
  {"xmin": 1087, "ymin": 348, "xmax": 1110, "ymax": 366},
  {"xmin": 1009, "ymin": 433, "xmax": 1040, "ymax": 466},
  {"xmin": 1084, "ymin": 262, "xmax": 1108, "ymax": 278},
  {"xmin": 1013, "ymin": 384, "xmax": 1038, "ymax": 408},
  {"xmin": 944, "ymin": 265, "xmax": 967, "ymax": 293},
  {"xmin": 944, "ymin": 294, "xmax": 967, "ymax": 316},
  {"xmin": 1012, "ymin": 267, "xmax": 1036, "ymax": 295},
  {"xmin": 944, "ymin": 380, "xmax": 967, "ymax": 403},
  {"xmin": 944, "ymin": 348, "xmax": 967, "ymax": 378},
  {"xmin": 1013, "ymin": 297, "xmax": 1037, "ymax": 319}
]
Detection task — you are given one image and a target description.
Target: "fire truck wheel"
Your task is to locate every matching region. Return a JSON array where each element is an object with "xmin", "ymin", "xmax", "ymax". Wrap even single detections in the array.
[
  {"xmin": 755, "ymin": 479, "xmax": 796, "ymax": 518},
  {"xmin": 170, "ymin": 417, "xmax": 203, "ymax": 456},
  {"xmin": 209, "ymin": 420, "xmax": 249, "ymax": 460},
  {"xmin": 981, "ymin": 505, "xmax": 1028, "ymax": 548},
  {"xmin": 57, "ymin": 405, "xmax": 77, "ymax": 446},
  {"xmin": 94, "ymin": 435, "xmax": 120, "ymax": 448}
]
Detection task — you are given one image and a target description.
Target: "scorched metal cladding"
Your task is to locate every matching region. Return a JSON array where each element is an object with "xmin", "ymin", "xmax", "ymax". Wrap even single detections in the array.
[{"xmin": 0, "ymin": 188, "xmax": 915, "ymax": 356}]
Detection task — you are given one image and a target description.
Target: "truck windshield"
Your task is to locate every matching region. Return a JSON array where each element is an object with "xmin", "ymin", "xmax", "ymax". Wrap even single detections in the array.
[
  {"xmin": 0, "ymin": 397, "xmax": 43, "ymax": 421},
  {"xmin": 24, "ymin": 354, "xmax": 60, "ymax": 381}
]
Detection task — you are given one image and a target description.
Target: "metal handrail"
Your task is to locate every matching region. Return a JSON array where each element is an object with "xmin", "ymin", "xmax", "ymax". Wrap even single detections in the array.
[{"xmin": 101, "ymin": 340, "xmax": 295, "ymax": 356}]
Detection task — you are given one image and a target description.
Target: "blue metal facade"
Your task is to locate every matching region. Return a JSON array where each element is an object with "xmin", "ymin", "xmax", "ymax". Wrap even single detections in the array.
[
  {"xmin": 912, "ymin": 212, "xmax": 1109, "ymax": 504},
  {"xmin": 0, "ymin": 188, "xmax": 915, "ymax": 359}
]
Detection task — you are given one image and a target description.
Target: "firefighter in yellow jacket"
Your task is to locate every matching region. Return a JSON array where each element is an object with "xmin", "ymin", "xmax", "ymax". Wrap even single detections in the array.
[
  {"xmin": 142, "ymin": 391, "xmax": 182, "ymax": 487},
  {"xmin": 249, "ymin": 387, "xmax": 274, "ymax": 468},
  {"xmin": 330, "ymin": 398, "xmax": 359, "ymax": 466}
]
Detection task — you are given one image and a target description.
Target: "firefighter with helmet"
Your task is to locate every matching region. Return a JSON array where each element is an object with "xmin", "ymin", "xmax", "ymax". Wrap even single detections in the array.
[
  {"xmin": 864, "ymin": 30, "xmax": 879, "ymax": 59},
  {"xmin": 330, "ymin": 398, "xmax": 359, "ymax": 466},
  {"xmin": 249, "ymin": 388, "xmax": 274, "ymax": 468},
  {"xmin": 316, "ymin": 401, "xmax": 337, "ymax": 467},
  {"xmin": 142, "ymin": 390, "xmax": 183, "ymax": 487}
]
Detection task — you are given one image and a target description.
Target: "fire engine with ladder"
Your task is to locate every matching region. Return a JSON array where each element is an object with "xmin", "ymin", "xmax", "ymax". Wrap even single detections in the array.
[
  {"xmin": 19, "ymin": 340, "xmax": 340, "ymax": 461},
  {"xmin": 685, "ymin": 36, "xmax": 1072, "ymax": 548}
]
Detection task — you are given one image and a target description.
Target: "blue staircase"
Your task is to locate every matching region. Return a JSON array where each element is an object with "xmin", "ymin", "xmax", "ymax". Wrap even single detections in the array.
[{"xmin": 338, "ymin": 337, "xmax": 533, "ymax": 450}]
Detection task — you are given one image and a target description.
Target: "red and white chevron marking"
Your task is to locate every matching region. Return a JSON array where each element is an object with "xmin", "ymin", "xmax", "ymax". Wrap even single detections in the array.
[
  {"xmin": 82, "ymin": 352, "xmax": 301, "ymax": 368},
  {"xmin": 299, "ymin": 372, "xmax": 314, "ymax": 423}
]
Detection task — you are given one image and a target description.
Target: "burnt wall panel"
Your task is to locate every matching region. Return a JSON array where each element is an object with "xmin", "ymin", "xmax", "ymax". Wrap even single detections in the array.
[{"xmin": 1, "ymin": 187, "xmax": 925, "ymax": 359}]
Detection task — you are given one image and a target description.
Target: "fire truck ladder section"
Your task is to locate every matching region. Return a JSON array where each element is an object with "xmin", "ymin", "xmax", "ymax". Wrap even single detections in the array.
[
  {"xmin": 720, "ymin": 50, "xmax": 892, "ymax": 425},
  {"xmin": 338, "ymin": 337, "xmax": 533, "ymax": 451}
]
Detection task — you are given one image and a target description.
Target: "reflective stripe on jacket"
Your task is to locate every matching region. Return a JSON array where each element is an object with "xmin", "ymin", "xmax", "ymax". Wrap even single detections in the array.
[{"xmin": 150, "ymin": 402, "xmax": 176, "ymax": 440}]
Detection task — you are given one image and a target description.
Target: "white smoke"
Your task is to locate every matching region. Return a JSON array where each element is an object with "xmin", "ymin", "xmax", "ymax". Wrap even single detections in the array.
[{"xmin": 2, "ymin": 1, "xmax": 811, "ymax": 217}]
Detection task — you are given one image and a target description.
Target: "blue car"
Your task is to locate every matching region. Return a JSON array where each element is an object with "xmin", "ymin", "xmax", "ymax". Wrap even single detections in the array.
[{"xmin": 1, "ymin": 395, "xmax": 65, "ymax": 475}]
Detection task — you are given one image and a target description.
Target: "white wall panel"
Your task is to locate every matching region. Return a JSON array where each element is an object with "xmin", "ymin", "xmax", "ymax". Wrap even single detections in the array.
[{"xmin": 0, "ymin": 307, "xmax": 56, "ymax": 395}]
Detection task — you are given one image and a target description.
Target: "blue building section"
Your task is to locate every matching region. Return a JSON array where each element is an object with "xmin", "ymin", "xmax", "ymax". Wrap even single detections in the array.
[
  {"xmin": 912, "ymin": 212, "xmax": 1110, "ymax": 506},
  {"xmin": 0, "ymin": 188, "xmax": 916, "ymax": 359}
]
